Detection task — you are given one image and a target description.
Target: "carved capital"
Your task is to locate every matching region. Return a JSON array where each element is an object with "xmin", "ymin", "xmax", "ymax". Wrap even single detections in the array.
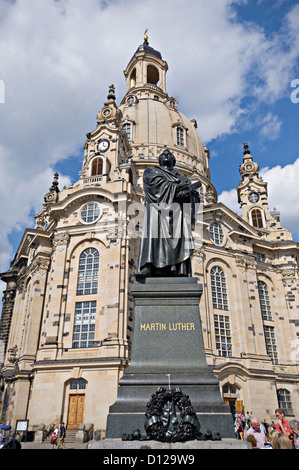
[
  {"xmin": 281, "ymin": 268, "xmax": 297, "ymax": 288},
  {"xmin": 31, "ymin": 258, "xmax": 50, "ymax": 276},
  {"xmin": 235, "ymin": 255, "xmax": 257, "ymax": 272},
  {"xmin": 192, "ymin": 247, "xmax": 205, "ymax": 264},
  {"xmin": 7, "ymin": 345, "xmax": 18, "ymax": 364},
  {"xmin": 205, "ymin": 187, "xmax": 216, "ymax": 204},
  {"xmin": 52, "ymin": 232, "xmax": 70, "ymax": 252}
]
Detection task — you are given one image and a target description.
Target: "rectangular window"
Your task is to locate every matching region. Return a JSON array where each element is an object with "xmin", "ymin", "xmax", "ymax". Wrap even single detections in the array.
[
  {"xmin": 263, "ymin": 325, "xmax": 278, "ymax": 364},
  {"xmin": 73, "ymin": 301, "xmax": 96, "ymax": 348},
  {"xmin": 214, "ymin": 314, "xmax": 232, "ymax": 357},
  {"xmin": 254, "ymin": 252, "xmax": 265, "ymax": 262},
  {"xmin": 277, "ymin": 389, "xmax": 293, "ymax": 415},
  {"xmin": 176, "ymin": 127, "xmax": 184, "ymax": 146},
  {"xmin": 123, "ymin": 123, "xmax": 131, "ymax": 141}
]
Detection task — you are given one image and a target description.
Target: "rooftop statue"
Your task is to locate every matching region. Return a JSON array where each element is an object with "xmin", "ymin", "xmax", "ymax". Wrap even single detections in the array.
[{"xmin": 136, "ymin": 149, "xmax": 201, "ymax": 278}]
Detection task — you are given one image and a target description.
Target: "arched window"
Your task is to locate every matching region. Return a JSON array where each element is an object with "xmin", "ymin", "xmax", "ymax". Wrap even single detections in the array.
[
  {"xmin": 130, "ymin": 68, "xmax": 136, "ymax": 88},
  {"xmin": 147, "ymin": 64, "xmax": 159, "ymax": 85},
  {"xmin": 77, "ymin": 248, "xmax": 99, "ymax": 295},
  {"xmin": 211, "ymin": 266, "xmax": 228, "ymax": 310},
  {"xmin": 277, "ymin": 388, "xmax": 293, "ymax": 415},
  {"xmin": 251, "ymin": 208, "xmax": 263, "ymax": 228},
  {"xmin": 258, "ymin": 281, "xmax": 272, "ymax": 320},
  {"xmin": 209, "ymin": 222, "xmax": 224, "ymax": 245},
  {"xmin": 123, "ymin": 123, "xmax": 131, "ymax": 141},
  {"xmin": 91, "ymin": 158, "xmax": 103, "ymax": 176}
]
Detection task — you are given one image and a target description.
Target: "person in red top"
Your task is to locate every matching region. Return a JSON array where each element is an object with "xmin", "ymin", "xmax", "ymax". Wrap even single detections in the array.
[{"xmin": 275, "ymin": 408, "xmax": 294, "ymax": 447}]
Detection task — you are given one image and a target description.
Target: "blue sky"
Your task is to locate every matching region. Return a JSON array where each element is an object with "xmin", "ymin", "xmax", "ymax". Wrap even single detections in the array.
[{"xmin": 1, "ymin": 0, "xmax": 299, "ymax": 292}]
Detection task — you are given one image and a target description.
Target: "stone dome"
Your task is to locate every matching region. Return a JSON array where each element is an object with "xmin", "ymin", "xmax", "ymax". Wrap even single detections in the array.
[{"xmin": 119, "ymin": 96, "xmax": 209, "ymax": 179}]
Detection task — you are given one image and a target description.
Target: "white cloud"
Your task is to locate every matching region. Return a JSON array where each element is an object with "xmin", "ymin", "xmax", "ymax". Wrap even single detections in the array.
[
  {"xmin": 260, "ymin": 159, "xmax": 299, "ymax": 239},
  {"xmin": 218, "ymin": 188, "xmax": 241, "ymax": 216},
  {"xmin": 259, "ymin": 113, "xmax": 282, "ymax": 140},
  {"xmin": 253, "ymin": 3, "xmax": 299, "ymax": 103},
  {"xmin": 0, "ymin": 0, "xmax": 299, "ymax": 283}
]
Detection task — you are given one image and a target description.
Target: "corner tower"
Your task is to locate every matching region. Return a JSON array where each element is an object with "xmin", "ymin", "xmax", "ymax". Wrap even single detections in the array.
[{"xmin": 237, "ymin": 142, "xmax": 292, "ymax": 241}]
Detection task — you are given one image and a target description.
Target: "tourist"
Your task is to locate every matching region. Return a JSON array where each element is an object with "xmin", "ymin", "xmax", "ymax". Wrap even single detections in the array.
[
  {"xmin": 262, "ymin": 418, "xmax": 269, "ymax": 434},
  {"xmin": 265, "ymin": 429, "xmax": 278, "ymax": 448},
  {"xmin": 275, "ymin": 408, "xmax": 294, "ymax": 447},
  {"xmin": 289, "ymin": 419, "xmax": 299, "ymax": 449},
  {"xmin": 246, "ymin": 434, "xmax": 257, "ymax": 449},
  {"xmin": 236, "ymin": 420, "xmax": 244, "ymax": 440},
  {"xmin": 246, "ymin": 418, "xmax": 266, "ymax": 448},
  {"xmin": 270, "ymin": 420, "xmax": 276, "ymax": 431},
  {"xmin": 56, "ymin": 422, "xmax": 66, "ymax": 449},
  {"xmin": 51, "ymin": 424, "xmax": 59, "ymax": 449},
  {"xmin": 245, "ymin": 411, "xmax": 251, "ymax": 428},
  {"xmin": 272, "ymin": 432, "xmax": 292, "ymax": 449}
]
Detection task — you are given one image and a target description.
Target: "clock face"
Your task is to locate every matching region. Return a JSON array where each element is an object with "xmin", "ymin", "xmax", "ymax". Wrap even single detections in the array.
[
  {"xmin": 98, "ymin": 139, "xmax": 109, "ymax": 152},
  {"xmin": 249, "ymin": 192, "xmax": 259, "ymax": 203}
]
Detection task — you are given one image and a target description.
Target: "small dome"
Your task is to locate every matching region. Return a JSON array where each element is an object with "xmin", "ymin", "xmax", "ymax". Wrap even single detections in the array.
[{"xmin": 135, "ymin": 41, "xmax": 162, "ymax": 60}]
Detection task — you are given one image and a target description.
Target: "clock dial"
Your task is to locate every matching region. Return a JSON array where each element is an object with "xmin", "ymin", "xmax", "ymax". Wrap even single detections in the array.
[{"xmin": 98, "ymin": 139, "xmax": 110, "ymax": 152}]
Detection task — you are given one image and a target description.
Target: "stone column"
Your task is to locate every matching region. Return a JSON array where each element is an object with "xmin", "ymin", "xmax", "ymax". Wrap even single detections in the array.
[{"xmin": 0, "ymin": 269, "xmax": 18, "ymax": 361}]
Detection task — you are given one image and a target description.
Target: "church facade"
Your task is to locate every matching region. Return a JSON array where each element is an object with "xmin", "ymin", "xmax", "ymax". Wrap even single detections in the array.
[{"xmin": 0, "ymin": 39, "xmax": 299, "ymax": 435}]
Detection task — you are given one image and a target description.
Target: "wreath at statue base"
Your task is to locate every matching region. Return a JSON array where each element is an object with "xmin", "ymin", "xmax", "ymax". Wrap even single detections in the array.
[{"xmin": 144, "ymin": 387, "xmax": 200, "ymax": 443}]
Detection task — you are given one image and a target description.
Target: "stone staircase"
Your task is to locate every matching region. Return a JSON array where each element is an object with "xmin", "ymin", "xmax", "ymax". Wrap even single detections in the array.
[
  {"xmin": 64, "ymin": 429, "xmax": 78, "ymax": 444},
  {"xmin": 45, "ymin": 429, "xmax": 78, "ymax": 444}
]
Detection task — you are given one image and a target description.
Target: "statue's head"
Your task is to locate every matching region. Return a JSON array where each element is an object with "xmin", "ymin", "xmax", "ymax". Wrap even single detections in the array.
[{"xmin": 158, "ymin": 149, "xmax": 176, "ymax": 168}]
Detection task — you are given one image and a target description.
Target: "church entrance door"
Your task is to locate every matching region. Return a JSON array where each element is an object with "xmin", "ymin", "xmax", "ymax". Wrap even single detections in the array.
[{"xmin": 67, "ymin": 394, "xmax": 85, "ymax": 430}]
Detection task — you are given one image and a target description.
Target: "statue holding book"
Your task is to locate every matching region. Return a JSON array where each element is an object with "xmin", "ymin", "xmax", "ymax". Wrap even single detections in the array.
[{"xmin": 137, "ymin": 149, "xmax": 202, "ymax": 278}]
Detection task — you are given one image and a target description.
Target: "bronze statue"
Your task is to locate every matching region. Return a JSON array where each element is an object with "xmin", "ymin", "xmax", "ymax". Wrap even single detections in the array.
[{"xmin": 137, "ymin": 149, "xmax": 201, "ymax": 278}]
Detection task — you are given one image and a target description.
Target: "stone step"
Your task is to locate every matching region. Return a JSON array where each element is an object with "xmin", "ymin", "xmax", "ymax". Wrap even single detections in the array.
[{"xmin": 46, "ymin": 429, "xmax": 78, "ymax": 443}]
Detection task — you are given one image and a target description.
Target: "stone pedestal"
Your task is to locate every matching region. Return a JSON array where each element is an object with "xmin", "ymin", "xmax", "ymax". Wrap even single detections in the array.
[{"xmin": 106, "ymin": 278, "xmax": 234, "ymax": 439}]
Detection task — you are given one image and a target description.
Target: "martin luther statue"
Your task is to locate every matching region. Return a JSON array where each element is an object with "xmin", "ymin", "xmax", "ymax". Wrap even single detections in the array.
[{"xmin": 137, "ymin": 149, "xmax": 201, "ymax": 278}]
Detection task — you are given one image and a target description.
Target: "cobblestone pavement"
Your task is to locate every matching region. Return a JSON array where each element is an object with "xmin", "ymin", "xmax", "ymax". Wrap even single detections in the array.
[
  {"xmin": 20, "ymin": 441, "xmax": 89, "ymax": 450},
  {"xmin": 17, "ymin": 438, "xmax": 250, "ymax": 450}
]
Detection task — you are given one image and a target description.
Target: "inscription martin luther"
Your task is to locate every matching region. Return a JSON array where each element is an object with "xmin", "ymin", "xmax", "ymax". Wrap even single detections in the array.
[{"xmin": 140, "ymin": 322, "xmax": 195, "ymax": 331}]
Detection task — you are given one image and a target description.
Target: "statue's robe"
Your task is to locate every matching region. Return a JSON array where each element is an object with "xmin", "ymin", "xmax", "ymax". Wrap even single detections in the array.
[{"xmin": 138, "ymin": 165, "xmax": 201, "ymax": 276}]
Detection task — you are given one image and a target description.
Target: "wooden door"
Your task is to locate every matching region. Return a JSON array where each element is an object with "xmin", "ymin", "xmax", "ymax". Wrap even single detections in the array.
[
  {"xmin": 67, "ymin": 394, "xmax": 85, "ymax": 430},
  {"xmin": 235, "ymin": 400, "xmax": 244, "ymax": 414},
  {"xmin": 224, "ymin": 398, "xmax": 236, "ymax": 418}
]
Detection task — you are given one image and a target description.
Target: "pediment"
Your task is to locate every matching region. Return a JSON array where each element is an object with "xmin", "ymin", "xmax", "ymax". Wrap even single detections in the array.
[
  {"xmin": 203, "ymin": 203, "xmax": 260, "ymax": 240},
  {"xmin": 47, "ymin": 187, "xmax": 120, "ymax": 219}
]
